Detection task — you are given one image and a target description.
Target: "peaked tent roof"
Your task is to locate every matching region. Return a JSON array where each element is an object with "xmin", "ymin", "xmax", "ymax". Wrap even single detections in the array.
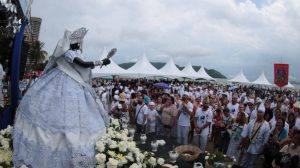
[
  {"xmin": 284, "ymin": 82, "xmax": 295, "ymax": 88},
  {"xmin": 159, "ymin": 57, "xmax": 188, "ymax": 78},
  {"xmin": 252, "ymin": 72, "xmax": 272, "ymax": 86},
  {"xmin": 181, "ymin": 62, "xmax": 199, "ymax": 79},
  {"xmin": 197, "ymin": 66, "xmax": 215, "ymax": 81},
  {"xmin": 228, "ymin": 69, "xmax": 250, "ymax": 83},
  {"xmin": 126, "ymin": 53, "xmax": 162, "ymax": 77},
  {"xmin": 92, "ymin": 48, "xmax": 133, "ymax": 77}
]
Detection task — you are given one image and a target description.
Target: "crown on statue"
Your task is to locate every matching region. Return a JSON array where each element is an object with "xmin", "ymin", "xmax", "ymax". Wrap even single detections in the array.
[{"xmin": 69, "ymin": 27, "xmax": 88, "ymax": 44}]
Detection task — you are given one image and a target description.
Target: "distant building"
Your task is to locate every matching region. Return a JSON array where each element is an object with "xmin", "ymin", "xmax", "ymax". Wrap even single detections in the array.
[
  {"xmin": 24, "ymin": 17, "xmax": 42, "ymax": 43},
  {"xmin": 23, "ymin": 17, "xmax": 42, "ymax": 67}
]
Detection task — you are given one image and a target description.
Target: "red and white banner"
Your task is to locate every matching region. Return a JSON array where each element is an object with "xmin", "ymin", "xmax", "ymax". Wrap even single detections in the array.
[{"xmin": 274, "ymin": 64, "xmax": 289, "ymax": 87}]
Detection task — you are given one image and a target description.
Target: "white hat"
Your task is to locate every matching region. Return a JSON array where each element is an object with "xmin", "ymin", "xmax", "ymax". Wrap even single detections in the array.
[
  {"xmin": 113, "ymin": 95, "xmax": 119, "ymax": 101},
  {"xmin": 149, "ymin": 102, "xmax": 155, "ymax": 106},
  {"xmin": 257, "ymin": 103, "xmax": 265, "ymax": 113}
]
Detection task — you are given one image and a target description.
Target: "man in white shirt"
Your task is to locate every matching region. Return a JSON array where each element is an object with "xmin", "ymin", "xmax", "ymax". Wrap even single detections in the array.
[
  {"xmin": 227, "ymin": 95, "xmax": 239, "ymax": 119},
  {"xmin": 240, "ymin": 104, "xmax": 270, "ymax": 168},
  {"xmin": 194, "ymin": 98, "xmax": 213, "ymax": 152},
  {"xmin": 177, "ymin": 92, "xmax": 193, "ymax": 145},
  {"xmin": 135, "ymin": 95, "xmax": 148, "ymax": 134}
]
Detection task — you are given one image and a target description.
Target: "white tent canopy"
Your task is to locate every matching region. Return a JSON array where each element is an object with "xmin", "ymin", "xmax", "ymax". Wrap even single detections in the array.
[
  {"xmin": 284, "ymin": 82, "xmax": 295, "ymax": 88},
  {"xmin": 228, "ymin": 69, "xmax": 250, "ymax": 83},
  {"xmin": 92, "ymin": 48, "xmax": 133, "ymax": 77},
  {"xmin": 252, "ymin": 72, "xmax": 272, "ymax": 86},
  {"xmin": 181, "ymin": 62, "xmax": 199, "ymax": 79},
  {"xmin": 126, "ymin": 53, "xmax": 162, "ymax": 77},
  {"xmin": 159, "ymin": 57, "xmax": 188, "ymax": 78},
  {"xmin": 197, "ymin": 66, "xmax": 215, "ymax": 81}
]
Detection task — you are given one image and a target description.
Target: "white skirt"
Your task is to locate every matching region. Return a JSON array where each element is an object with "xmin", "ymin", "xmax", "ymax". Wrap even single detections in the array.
[{"xmin": 13, "ymin": 68, "xmax": 107, "ymax": 168}]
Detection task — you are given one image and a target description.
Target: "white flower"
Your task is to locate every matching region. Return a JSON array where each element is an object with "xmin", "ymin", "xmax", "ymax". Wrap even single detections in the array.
[
  {"xmin": 148, "ymin": 157, "xmax": 156, "ymax": 166},
  {"xmin": 96, "ymin": 164, "xmax": 105, "ymax": 168},
  {"xmin": 120, "ymin": 133, "xmax": 128, "ymax": 141},
  {"xmin": 127, "ymin": 136, "xmax": 133, "ymax": 141},
  {"xmin": 109, "ymin": 140, "xmax": 118, "ymax": 149},
  {"xmin": 107, "ymin": 158, "xmax": 119, "ymax": 168},
  {"xmin": 125, "ymin": 155, "xmax": 135, "ymax": 162},
  {"xmin": 205, "ymin": 156, "xmax": 209, "ymax": 160},
  {"xmin": 119, "ymin": 141, "xmax": 128, "ymax": 152},
  {"xmin": 0, "ymin": 130, "xmax": 5, "ymax": 135},
  {"xmin": 122, "ymin": 129, "xmax": 128, "ymax": 135},
  {"xmin": 1, "ymin": 139, "xmax": 9, "ymax": 149},
  {"xmin": 111, "ymin": 119, "xmax": 120, "ymax": 127},
  {"xmin": 115, "ymin": 133, "xmax": 122, "ymax": 139},
  {"xmin": 118, "ymin": 157, "xmax": 128, "ymax": 166},
  {"xmin": 157, "ymin": 140, "xmax": 166, "ymax": 146},
  {"xmin": 233, "ymin": 158, "xmax": 236, "ymax": 162},
  {"xmin": 95, "ymin": 153, "xmax": 106, "ymax": 164},
  {"xmin": 127, "ymin": 141, "xmax": 136, "ymax": 152},
  {"xmin": 157, "ymin": 158, "xmax": 165, "ymax": 165},
  {"xmin": 20, "ymin": 165, "xmax": 29, "ymax": 168},
  {"xmin": 6, "ymin": 125, "xmax": 13, "ymax": 135},
  {"xmin": 107, "ymin": 150, "xmax": 116, "ymax": 157},
  {"xmin": 96, "ymin": 141, "xmax": 105, "ymax": 152},
  {"xmin": 129, "ymin": 163, "xmax": 139, "ymax": 168}
]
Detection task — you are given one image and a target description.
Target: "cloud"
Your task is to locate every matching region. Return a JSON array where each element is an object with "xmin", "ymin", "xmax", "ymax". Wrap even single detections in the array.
[{"xmin": 31, "ymin": 0, "xmax": 300, "ymax": 81}]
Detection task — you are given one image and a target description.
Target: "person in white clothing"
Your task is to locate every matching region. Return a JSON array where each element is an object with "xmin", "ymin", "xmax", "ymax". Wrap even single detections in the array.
[
  {"xmin": 240, "ymin": 104, "xmax": 270, "ymax": 168},
  {"xmin": 227, "ymin": 95, "xmax": 239, "ymax": 119},
  {"xmin": 177, "ymin": 92, "xmax": 193, "ymax": 145},
  {"xmin": 147, "ymin": 102, "xmax": 159, "ymax": 136},
  {"xmin": 135, "ymin": 95, "xmax": 148, "ymax": 134},
  {"xmin": 194, "ymin": 98, "xmax": 213, "ymax": 152}
]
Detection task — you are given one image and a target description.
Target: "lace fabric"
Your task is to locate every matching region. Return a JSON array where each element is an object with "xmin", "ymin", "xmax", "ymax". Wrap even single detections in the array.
[
  {"xmin": 13, "ymin": 68, "xmax": 107, "ymax": 168},
  {"xmin": 13, "ymin": 130, "xmax": 97, "ymax": 168}
]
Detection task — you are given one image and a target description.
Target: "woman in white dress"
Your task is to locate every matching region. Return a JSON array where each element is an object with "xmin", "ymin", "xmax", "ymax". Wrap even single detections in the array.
[
  {"xmin": 226, "ymin": 111, "xmax": 247, "ymax": 160},
  {"xmin": 12, "ymin": 28, "xmax": 116, "ymax": 168}
]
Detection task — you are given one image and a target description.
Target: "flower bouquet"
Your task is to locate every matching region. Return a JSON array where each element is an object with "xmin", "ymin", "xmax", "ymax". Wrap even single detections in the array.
[
  {"xmin": 204, "ymin": 151, "xmax": 236, "ymax": 168},
  {"xmin": 0, "ymin": 125, "xmax": 28, "ymax": 168},
  {"xmin": 95, "ymin": 118, "xmax": 165, "ymax": 168}
]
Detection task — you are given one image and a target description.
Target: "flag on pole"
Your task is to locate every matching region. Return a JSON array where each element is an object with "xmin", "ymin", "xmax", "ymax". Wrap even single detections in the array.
[{"xmin": 274, "ymin": 64, "xmax": 289, "ymax": 87}]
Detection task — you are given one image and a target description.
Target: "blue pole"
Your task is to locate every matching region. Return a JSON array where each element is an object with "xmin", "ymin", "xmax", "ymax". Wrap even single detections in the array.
[{"xmin": 0, "ymin": 20, "xmax": 28, "ymax": 129}]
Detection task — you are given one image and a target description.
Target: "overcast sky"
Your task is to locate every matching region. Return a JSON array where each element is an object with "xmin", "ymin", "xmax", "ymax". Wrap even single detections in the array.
[{"xmin": 31, "ymin": 0, "xmax": 300, "ymax": 81}]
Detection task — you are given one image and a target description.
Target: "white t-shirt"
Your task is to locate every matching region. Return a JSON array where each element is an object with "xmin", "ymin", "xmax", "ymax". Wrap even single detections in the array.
[
  {"xmin": 178, "ymin": 102, "xmax": 193, "ymax": 127},
  {"xmin": 227, "ymin": 103, "xmax": 239, "ymax": 118},
  {"xmin": 147, "ymin": 109, "xmax": 159, "ymax": 126},
  {"xmin": 136, "ymin": 104, "xmax": 148, "ymax": 125},
  {"xmin": 195, "ymin": 108, "xmax": 213, "ymax": 135}
]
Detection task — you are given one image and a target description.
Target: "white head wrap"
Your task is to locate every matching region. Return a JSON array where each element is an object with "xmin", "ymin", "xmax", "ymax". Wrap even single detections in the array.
[{"xmin": 257, "ymin": 103, "xmax": 265, "ymax": 113}]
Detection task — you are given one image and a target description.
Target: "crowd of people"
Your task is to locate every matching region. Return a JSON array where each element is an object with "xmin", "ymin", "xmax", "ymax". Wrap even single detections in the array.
[{"xmin": 93, "ymin": 79, "xmax": 300, "ymax": 168}]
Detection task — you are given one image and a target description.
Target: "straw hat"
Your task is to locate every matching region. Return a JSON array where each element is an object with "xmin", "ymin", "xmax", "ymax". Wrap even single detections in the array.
[{"xmin": 119, "ymin": 92, "xmax": 126, "ymax": 102}]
